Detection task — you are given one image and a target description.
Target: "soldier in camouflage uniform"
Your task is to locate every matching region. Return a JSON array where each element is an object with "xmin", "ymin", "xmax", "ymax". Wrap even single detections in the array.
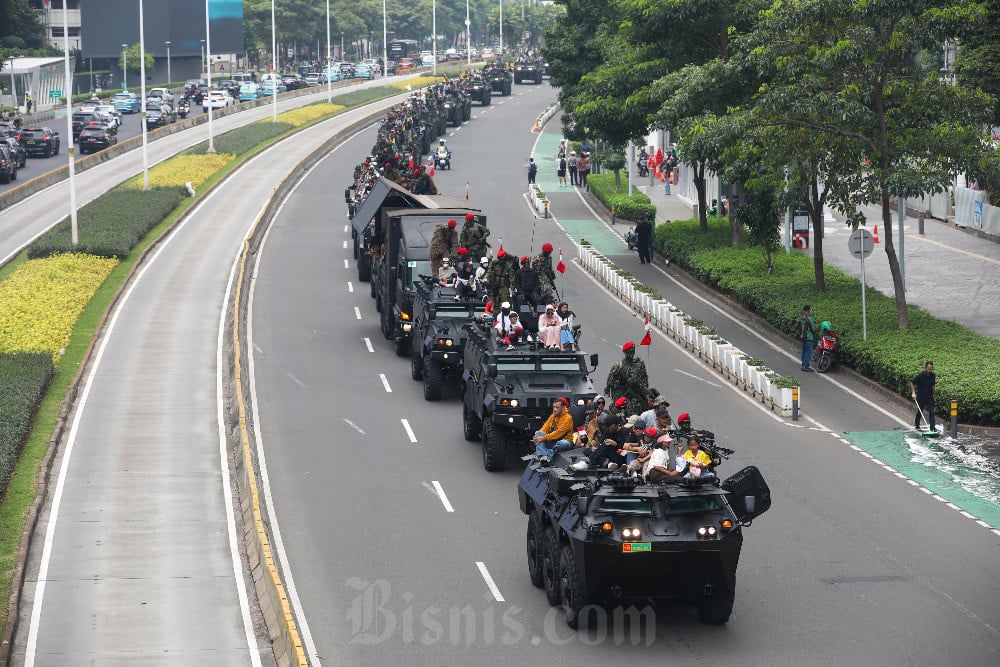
[
  {"xmin": 604, "ymin": 341, "xmax": 649, "ymax": 416},
  {"xmin": 484, "ymin": 248, "xmax": 519, "ymax": 304},
  {"xmin": 459, "ymin": 213, "xmax": 490, "ymax": 261},
  {"xmin": 429, "ymin": 219, "xmax": 459, "ymax": 277},
  {"xmin": 533, "ymin": 242, "xmax": 557, "ymax": 304}
]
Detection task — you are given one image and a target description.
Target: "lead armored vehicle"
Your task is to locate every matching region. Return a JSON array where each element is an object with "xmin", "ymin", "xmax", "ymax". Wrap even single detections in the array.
[
  {"xmin": 513, "ymin": 58, "xmax": 544, "ymax": 84},
  {"xmin": 484, "ymin": 63, "xmax": 512, "ymax": 96},
  {"xmin": 411, "ymin": 278, "xmax": 486, "ymax": 400},
  {"xmin": 462, "ymin": 323, "xmax": 599, "ymax": 471},
  {"xmin": 517, "ymin": 447, "xmax": 771, "ymax": 628},
  {"xmin": 466, "ymin": 74, "xmax": 492, "ymax": 106}
]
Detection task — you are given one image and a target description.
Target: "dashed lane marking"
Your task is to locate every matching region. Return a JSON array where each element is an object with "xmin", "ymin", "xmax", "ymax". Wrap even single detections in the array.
[
  {"xmin": 476, "ymin": 562, "xmax": 505, "ymax": 602},
  {"xmin": 343, "ymin": 418, "xmax": 366, "ymax": 435},
  {"xmin": 344, "ymin": 259, "xmax": 349, "ymax": 269},
  {"xmin": 343, "ymin": 224, "xmax": 348, "ymax": 233},
  {"xmin": 354, "ymin": 307, "xmax": 362, "ymax": 320},
  {"xmin": 342, "ymin": 240, "xmax": 348, "ymax": 249},
  {"xmin": 363, "ymin": 337, "xmax": 374, "ymax": 353},
  {"xmin": 431, "ymin": 481, "xmax": 454, "ymax": 512},
  {"xmin": 675, "ymin": 368, "xmax": 724, "ymax": 387},
  {"xmin": 347, "ymin": 282, "xmax": 354, "ymax": 293},
  {"xmin": 401, "ymin": 418, "xmax": 417, "ymax": 442},
  {"xmin": 379, "ymin": 373, "xmax": 392, "ymax": 393}
]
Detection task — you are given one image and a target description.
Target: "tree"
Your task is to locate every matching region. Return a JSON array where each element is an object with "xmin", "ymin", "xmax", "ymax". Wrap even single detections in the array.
[
  {"xmin": 746, "ymin": 0, "xmax": 994, "ymax": 329},
  {"xmin": 955, "ymin": 0, "xmax": 1000, "ymax": 127},
  {"xmin": 119, "ymin": 43, "xmax": 154, "ymax": 77},
  {"xmin": 736, "ymin": 181, "xmax": 782, "ymax": 275},
  {"xmin": 0, "ymin": 0, "xmax": 48, "ymax": 53}
]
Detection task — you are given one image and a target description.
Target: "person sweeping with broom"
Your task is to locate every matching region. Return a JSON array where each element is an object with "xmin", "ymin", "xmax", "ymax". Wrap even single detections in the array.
[{"xmin": 910, "ymin": 361, "xmax": 937, "ymax": 435}]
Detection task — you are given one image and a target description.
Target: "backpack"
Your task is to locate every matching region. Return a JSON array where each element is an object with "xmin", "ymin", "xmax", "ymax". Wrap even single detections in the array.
[{"xmin": 528, "ymin": 162, "xmax": 538, "ymax": 176}]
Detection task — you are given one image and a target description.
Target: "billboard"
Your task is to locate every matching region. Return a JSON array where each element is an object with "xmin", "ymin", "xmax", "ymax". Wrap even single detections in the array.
[{"xmin": 81, "ymin": 0, "xmax": 243, "ymax": 58}]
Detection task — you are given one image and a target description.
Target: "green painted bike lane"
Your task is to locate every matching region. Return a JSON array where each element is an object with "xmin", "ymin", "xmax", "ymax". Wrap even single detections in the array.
[
  {"xmin": 531, "ymin": 132, "xmax": 629, "ymax": 256},
  {"xmin": 844, "ymin": 431, "xmax": 1000, "ymax": 532}
]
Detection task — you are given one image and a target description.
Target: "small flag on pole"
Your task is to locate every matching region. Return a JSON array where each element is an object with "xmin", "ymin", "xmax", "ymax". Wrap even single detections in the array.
[
  {"xmin": 556, "ymin": 249, "xmax": 566, "ymax": 273},
  {"xmin": 466, "ymin": 181, "xmax": 470, "ymax": 200},
  {"xmin": 639, "ymin": 316, "xmax": 652, "ymax": 346}
]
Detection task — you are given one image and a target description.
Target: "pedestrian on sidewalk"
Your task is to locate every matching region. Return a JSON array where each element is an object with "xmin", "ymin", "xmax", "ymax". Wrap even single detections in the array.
[
  {"xmin": 568, "ymin": 151, "xmax": 579, "ymax": 186},
  {"xmin": 798, "ymin": 305, "xmax": 818, "ymax": 371},
  {"xmin": 26, "ymin": 93, "xmax": 33, "ymax": 114},
  {"xmin": 636, "ymin": 215, "xmax": 653, "ymax": 264},
  {"xmin": 910, "ymin": 361, "xmax": 937, "ymax": 432},
  {"xmin": 526, "ymin": 157, "xmax": 538, "ymax": 184},
  {"xmin": 577, "ymin": 152, "xmax": 590, "ymax": 191},
  {"xmin": 556, "ymin": 154, "xmax": 567, "ymax": 187}
]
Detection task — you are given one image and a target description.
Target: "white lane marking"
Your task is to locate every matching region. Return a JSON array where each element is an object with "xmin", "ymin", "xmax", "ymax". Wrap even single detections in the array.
[
  {"xmin": 343, "ymin": 224, "xmax": 348, "ymax": 233},
  {"xmin": 344, "ymin": 258, "xmax": 349, "ymax": 269},
  {"xmin": 675, "ymin": 368, "xmax": 723, "ymax": 387},
  {"xmin": 364, "ymin": 337, "xmax": 374, "ymax": 353},
  {"xmin": 401, "ymin": 418, "xmax": 418, "ymax": 442},
  {"xmin": 342, "ymin": 239, "xmax": 348, "ymax": 249},
  {"xmin": 380, "ymin": 373, "xmax": 392, "ymax": 392},
  {"xmin": 476, "ymin": 562, "xmax": 505, "ymax": 602},
  {"xmin": 287, "ymin": 372, "xmax": 305, "ymax": 388},
  {"xmin": 431, "ymin": 481, "xmax": 455, "ymax": 512},
  {"xmin": 347, "ymin": 281, "xmax": 354, "ymax": 293},
  {"xmin": 473, "ymin": 114, "xmax": 479, "ymax": 119},
  {"xmin": 354, "ymin": 306, "xmax": 362, "ymax": 320},
  {"xmin": 343, "ymin": 418, "xmax": 366, "ymax": 435}
]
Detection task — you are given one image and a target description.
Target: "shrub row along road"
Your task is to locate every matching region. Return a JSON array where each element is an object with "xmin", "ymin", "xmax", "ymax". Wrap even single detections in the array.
[{"xmin": 246, "ymin": 86, "xmax": 1000, "ymax": 663}]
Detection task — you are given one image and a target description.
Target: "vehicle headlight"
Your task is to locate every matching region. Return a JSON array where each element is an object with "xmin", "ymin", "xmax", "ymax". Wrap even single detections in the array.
[
  {"xmin": 697, "ymin": 526, "xmax": 718, "ymax": 539},
  {"xmin": 400, "ymin": 312, "xmax": 411, "ymax": 321},
  {"xmin": 577, "ymin": 399, "xmax": 585, "ymax": 406},
  {"xmin": 622, "ymin": 527, "xmax": 642, "ymax": 540},
  {"xmin": 510, "ymin": 399, "xmax": 519, "ymax": 408},
  {"xmin": 436, "ymin": 338, "xmax": 453, "ymax": 347}
]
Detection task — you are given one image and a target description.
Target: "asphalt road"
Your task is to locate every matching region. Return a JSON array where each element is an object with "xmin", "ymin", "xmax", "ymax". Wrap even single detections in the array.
[{"xmin": 247, "ymin": 84, "xmax": 1000, "ymax": 665}]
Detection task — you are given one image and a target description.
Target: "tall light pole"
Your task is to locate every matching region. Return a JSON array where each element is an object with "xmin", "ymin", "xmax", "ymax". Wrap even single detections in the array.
[
  {"xmin": 466, "ymin": 0, "xmax": 471, "ymax": 66},
  {"xmin": 122, "ymin": 43, "xmax": 128, "ymax": 88},
  {"xmin": 139, "ymin": 0, "xmax": 150, "ymax": 189},
  {"xmin": 432, "ymin": 0, "xmax": 437, "ymax": 76},
  {"xmin": 325, "ymin": 0, "xmax": 332, "ymax": 103},
  {"xmin": 200, "ymin": 39, "xmax": 205, "ymax": 75},
  {"xmin": 382, "ymin": 0, "xmax": 388, "ymax": 80},
  {"xmin": 165, "ymin": 40, "xmax": 171, "ymax": 84},
  {"xmin": 271, "ymin": 0, "xmax": 277, "ymax": 122},
  {"xmin": 205, "ymin": 0, "xmax": 216, "ymax": 151},
  {"xmin": 499, "ymin": 0, "xmax": 503, "ymax": 58},
  {"xmin": 63, "ymin": 1, "xmax": 78, "ymax": 245}
]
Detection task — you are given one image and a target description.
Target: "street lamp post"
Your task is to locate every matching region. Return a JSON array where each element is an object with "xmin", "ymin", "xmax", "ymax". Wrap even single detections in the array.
[
  {"xmin": 122, "ymin": 43, "xmax": 127, "ymax": 88},
  {"xmin": 139, "ymin": 0, "xmax": 150, "ymax": 190},
  {"xmin": 499, "ymin": 0, "xmax": 503, "ymax": 58},
  {"xmin": 271, "ymin": 0, "xmax": 277, "ymax": 122},
  {"xmin": 200, "ymin": 39, "xmax": 205, "ymax": 76},
  {"xmin": 205, "ymin": 0, "xmax": 216, "ymax": 150},
  {"xmin": 466, "ymin": 0, "xmax": 471, "ymax": 66},
  {"xmin": 165, "ymin": 40, "xmax": 171, "ymax": 84},
  {"xmin": 62, "ymin": 4, "xmax": 78, "ymax": 245},
  {"xmin": 432, "ymin": 0, "xmax": 437, "ymax": 76},
  {"xmin": 326, "ymin": 1, "xmax": 332, "ymax": 103},
  {"xmin": 383, "ymin": 0, "xmax": 388, "ymax": 80}
]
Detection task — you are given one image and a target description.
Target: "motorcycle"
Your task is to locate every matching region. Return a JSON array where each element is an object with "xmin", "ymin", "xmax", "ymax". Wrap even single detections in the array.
[
  {"xmin": 812, "ymin": 329, "xmax": 841, "ymax": 372},
  {"xmin": 625, "ymin": 225, "xmax": 638, "ymax": 251},
  {"xmin": 435, "ymin": 149, "xmax": 451, "ymax": 170},
  {"xmin": 176, "ymin": 99, "xmax": 190, "ymax": 119}
]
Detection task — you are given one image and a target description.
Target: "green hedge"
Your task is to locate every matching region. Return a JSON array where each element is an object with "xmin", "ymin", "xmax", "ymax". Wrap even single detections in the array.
[
  {"xmin": 28, "ymin": 187, "xmax": 187, "ymax": 259},
  {"xmin": 653, "ymin": 218, "xmax": 1000, "ymax": 425},
  {"xmin": 187, "ymin": 120, "xmax": 295, "ymax": 157},
  {"xmin": 587, "ymin": 172, "xmax": 657, "ymax": 221},
  {"xmin": 0, "ymin": 353, "xmax": 54, "ymax": 493}
]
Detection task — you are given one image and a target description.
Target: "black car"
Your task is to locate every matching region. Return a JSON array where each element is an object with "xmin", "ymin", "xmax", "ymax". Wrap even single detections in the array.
[
  {"xmin": 145, "ymin": 103, "xmax": 175, "ymax": 129},
  {"xmin": 17, "ymin": 127, "xmax": 60, "ymax": 157},
  {"xmin": 71, "ymin": 112, "xmax": 97, "ymax": 142},
  {"xmin": 216, "ymin": 79, "xmax": 241, "ymax": 100},
  {"xmin": 2, "ymin": 136, "xmax": 28, "ymax": 167},
  {"xmin": 0, "ymin": 143, "xmax": 18, "ymax": 183},
  {"xmin": 78, "ymin": 122, "xmax": 118, "ymax": 154}
]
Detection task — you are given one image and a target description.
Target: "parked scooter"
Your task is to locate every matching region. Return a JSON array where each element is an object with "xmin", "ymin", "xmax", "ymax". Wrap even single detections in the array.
[
  {"xmin": 625, "ymin": 225, "xmax": 638, "ymax": 251},
  {"xmin": 812, "ymin": 321, "xmax": 841, "ymax": 372}
]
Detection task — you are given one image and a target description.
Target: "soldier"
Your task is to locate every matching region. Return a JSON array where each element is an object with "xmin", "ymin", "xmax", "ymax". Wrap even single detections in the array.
[
  {"xmin": 485, "ymin": 248, "xmax": 519, "ymax": 304},
  {"xmin": 429, "ymin": 219, "xmax": 459, "ymax": 277},
  {"xmin": 604, "ymin": 341, "xmax": 649, "ymax": 416},
  {"xmin": 533, "ymin": 242, "xmax": 557, "ymax": 303},
  {"xmin": 459, "ymin": 212, "xmax": 490, "ymax": 260}
]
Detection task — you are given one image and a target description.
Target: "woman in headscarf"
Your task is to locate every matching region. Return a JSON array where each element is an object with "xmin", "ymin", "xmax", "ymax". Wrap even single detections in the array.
[
  {"xmin": 538, "ymin": 304, "xmax": 562, "ymax": 350},
  {"xmin": 557, "ymin": 302, "xmax": 577, "ymax": 351}
]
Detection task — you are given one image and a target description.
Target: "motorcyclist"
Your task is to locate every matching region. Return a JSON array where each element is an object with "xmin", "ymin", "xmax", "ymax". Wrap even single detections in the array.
[{"xmin": 435, "ymin": 139, "xmax": 451, "ymax": 168}]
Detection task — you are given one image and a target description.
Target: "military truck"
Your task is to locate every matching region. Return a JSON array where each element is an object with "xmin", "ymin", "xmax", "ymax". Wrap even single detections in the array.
[
  {"xmin": 484, "ymin": 64, "xmax": 512, "ymax": 96},
  {"xmin": 513, "ymin": 58, "xmax": 544, "ymax": 85},
  {"xmin": 517, "ymin": 448, "xmax": 771, "ymax": 628},
  {"xmin": 410, "ymin": 279, "xmax": 487, "ymax": 400},
  {"xmin": 462, "ymin": 323, "xmax": 599, "ymax": 471}
]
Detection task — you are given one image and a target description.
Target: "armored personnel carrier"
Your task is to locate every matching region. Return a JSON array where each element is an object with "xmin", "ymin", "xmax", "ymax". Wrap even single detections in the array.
[
  {"xmin": 484, "ymin": 63, "xmax": 512, "ymax": 96},
  {"xmin": 466, "ymin": 74, "xmax": 492, "ymax": 106},
  {"xmin": 411, "ymin": 278, "xmax": 487, "ymax": 400},
  {"xmin": 517, "ymin": 448, "xmax": 771, "ymax": 628},
  {"xmin": 462, "ymin": 323, "xmax": 599, "ymax": 471},
  {"xmin": 514, "ymin": 58, "xmax": 544, "ymax": 84}
]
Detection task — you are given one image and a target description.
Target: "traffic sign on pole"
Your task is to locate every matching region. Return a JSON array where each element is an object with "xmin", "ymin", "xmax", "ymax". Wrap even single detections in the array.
[
  {"xmin": 848, "ymin": 228, "xmax": 874, "ymax": 259},
  {"xmin": 49, "ymin": 89, "xmax": 61, "ymax": 99}
]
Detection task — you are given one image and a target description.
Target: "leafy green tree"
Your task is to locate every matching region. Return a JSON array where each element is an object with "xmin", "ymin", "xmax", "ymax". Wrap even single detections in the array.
[
  {"xmin": 0, "ymin": 0, "xmax": 48, "ymax": 53},
  {"xmin": 955, "ymin": 0, "xmax": 1000, "ymax": 127},
  {"xmin": 746, "ymin": 0, "xmax": 994, "ymax": 329},
  {"xmin": 735, "ymin": 181, "xmax": 782, "ymax": 275},
  {"xmin": 119, "ymin": 43, "xmax": 154, "ymax": 77}
]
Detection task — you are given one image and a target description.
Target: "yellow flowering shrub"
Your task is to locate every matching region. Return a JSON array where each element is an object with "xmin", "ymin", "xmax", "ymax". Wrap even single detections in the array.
[
  {"xmin": 391, "ymin": 76, "xmax": 444, "ymax": 90},
  {"xmin": 0, "ymin": 253, "xmax": 119, "ymax": 364},
  {"xmin": 123, "ymin": 153, "xmax": 235, "ymax": 190},
  {"xmin": 277, "ymin": 103, "xmax": 346, "ymax": 127}
]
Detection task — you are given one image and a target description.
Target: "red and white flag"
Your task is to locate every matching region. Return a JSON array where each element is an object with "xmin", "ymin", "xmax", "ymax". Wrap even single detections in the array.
[
  {"xmin": 639, "ymin": 315, "xmax": 652, "ymax": 346},
  {"xmin": 466, "ymin": 181, "xmax": 470, "ymax": 200},
  {"xmin": 556, "ymin": 248, "xmax": 566, "ymax": 274}
]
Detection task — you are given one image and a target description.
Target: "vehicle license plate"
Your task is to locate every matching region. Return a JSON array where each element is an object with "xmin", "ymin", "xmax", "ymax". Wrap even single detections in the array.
[{"xmin": 622, "ymin": 542, "xmax": 651, "ymax": 553}]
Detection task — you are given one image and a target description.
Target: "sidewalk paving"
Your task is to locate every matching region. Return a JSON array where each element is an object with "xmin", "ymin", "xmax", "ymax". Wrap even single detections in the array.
[{"xmin": 635, "ymin": 182, "xmax": 1000, "ymax": 340}]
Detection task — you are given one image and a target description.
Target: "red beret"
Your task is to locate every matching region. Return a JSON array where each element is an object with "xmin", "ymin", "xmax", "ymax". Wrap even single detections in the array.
[
  {"xmin": 458, "ymin": 247, "xmax": 468, "ymax": 255},
  {"xmin": 622, "ymin": 341, "xmax": 636, "ymax": 352},
  {"xmin": 677, "ymin": 412, "xmax": 690, "ymax": 423},
  {"xmin": 413, "ymin": 168, "xmax": 420, "ymax": 175},
  {"xmin": 614, "ymin": 397, "xmax": 627, "ymax": 408},
  {"xmin": 542, "ymin": 242, "xmax": 553, "ymax": 253},
  {"xmin": 644, "ymin": 427, "xmax": 659, "ymax": 438},
  {"xmin": 384, "ymin": 162, "xmax": 391, "ymax": 168},
  {"xmin": 497, "ymin": 249, "xmax": 506, "ymax": 258},
  {"xmin": 557, "ymin": 396, "xmax": 570, "ymax": 407},
  {"xmin": 465, "ymin": 213, "xmax": 475, "ymax": 221},
  {"xmin": 520, "ymin": 256, "xmax": 529, "ymax": 264},
  {"xmin": 448, "ymin": 219, "xmax": 457, "ymax": 227}
]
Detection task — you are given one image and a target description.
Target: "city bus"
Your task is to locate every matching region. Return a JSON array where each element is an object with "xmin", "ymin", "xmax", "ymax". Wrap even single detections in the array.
[{"xmin": 389, "ymin": 39, "xmax": 419, "ymax": 61}]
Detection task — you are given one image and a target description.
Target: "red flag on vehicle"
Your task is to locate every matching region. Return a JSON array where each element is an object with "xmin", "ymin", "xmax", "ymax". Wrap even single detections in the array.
[
  {"xmin": 429, "ymin": 168, "xmax": 435, "ymax": 177},
  {"xmin": 639, "ymin": 316, "xmax": 652, "ymax": 346},
  {"xmin": 556, "ymin": 249, "xmax": 565, "ymax": 274},
  {"xmin": 496, "ymin": 234, "xmax": 503, "ymax": 257}
]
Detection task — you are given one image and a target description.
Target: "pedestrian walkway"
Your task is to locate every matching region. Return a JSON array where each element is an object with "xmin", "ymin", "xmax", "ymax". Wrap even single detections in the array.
[{"xmin": 637, "ymin": 183, "xmax": 1000, "ymax": 340}]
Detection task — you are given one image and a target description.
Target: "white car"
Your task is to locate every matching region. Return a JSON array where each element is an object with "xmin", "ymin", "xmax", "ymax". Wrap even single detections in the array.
[
  {"xmin": 94, "ymin": 105, "xmax": 121, "ymax": 130},
  {"xmin": 202, "ymin": 90, "xmax": 233, "ymax": 111}
]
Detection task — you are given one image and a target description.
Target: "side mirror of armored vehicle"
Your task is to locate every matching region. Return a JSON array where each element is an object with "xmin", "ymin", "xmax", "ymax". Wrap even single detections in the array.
[
  {"xmin": 576, "ymin": 494, "xmax": 590, "ymax": 515},
  {"xmin": 344, "ymin": 185, "xmax": 354, "ymax": 203},
  {"xmin": 721, "ymin": 465, "xmax": 772, "ymax": 524},
  {"xmin": 589, "ymin": 353, "xmax": 599, "ymax": 369},
  {"xmin": 487, "ymin": 362, "xmax": 498, "ymax": 378}
]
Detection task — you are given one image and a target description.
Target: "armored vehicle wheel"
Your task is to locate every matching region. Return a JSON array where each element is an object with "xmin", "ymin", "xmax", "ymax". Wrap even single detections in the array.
[
  {"xmin": 559, "ymin": 545, "xmax": 590, "ymax": 629},
  {"xmin": 541, "ymin": 527, "xmax": 562, "ymax": 605},
  {"xmin": 482, "ymin": 420, "xmax": 508, "ymax": 472},
  {"xmin": 462, "ymin": 403, "xmax": 481, "ymax": 441},
  {"xmin": 411, "ymin": 353, "xmax": 423, "ymax": 380},
  {"xmin": 815, "ymin": 350, "xmax": 832, "ymax": 372},
  {"xmin": 370, "ymin": 279, "xmax": 376, "ymax": 299},
  {"xmin": 698, "ymin": 591, "xmax": 735, "ymax": 625},
  {"xmin": 394, "ymin": 336, "xmax": 409, "ymax": 357},
  {"xmin": 381, "ymin": 312, "xmax": 393, "ymax": 339},
  {"xmin": 526, "ymin": 513, "xmax": 545, "ymax": 588},
  {"xmin": 504, "ymin": 82, "xmax": 512, "ymax": 96},
  {"xmin": 358, "ymin": 256, "xmax": 371, "ymax": 282},
  {"xmin": 423, "ymin": 356, "xmax": 443, "ymax": 400},
  {"xmin": 483, "ymin": 92, "xmax": 491, "ymax": 106}
]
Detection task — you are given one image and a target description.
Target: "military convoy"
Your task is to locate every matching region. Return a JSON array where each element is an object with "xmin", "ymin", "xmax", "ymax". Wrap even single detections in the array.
[
  {"xmin": 461, "ymin": 323, "xmax": 600, "ymax": 472},
  {"xmin": 514, "ymin": 58, "xmax": 545, "ymax": 85},
  {"xmin": 466, "ymin": 76, "xmax": 493, "ymax": 106},
  {"xmin": 484, "ymin": 63, "xmax": 513, "ymax": 96},
  {"xmin": 518, "ymin": 447, "xmax": 771, "ymax": 628},
  {"xmin": 410, "ymin": 279, "xmax": 486, "ymax": 400}
]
